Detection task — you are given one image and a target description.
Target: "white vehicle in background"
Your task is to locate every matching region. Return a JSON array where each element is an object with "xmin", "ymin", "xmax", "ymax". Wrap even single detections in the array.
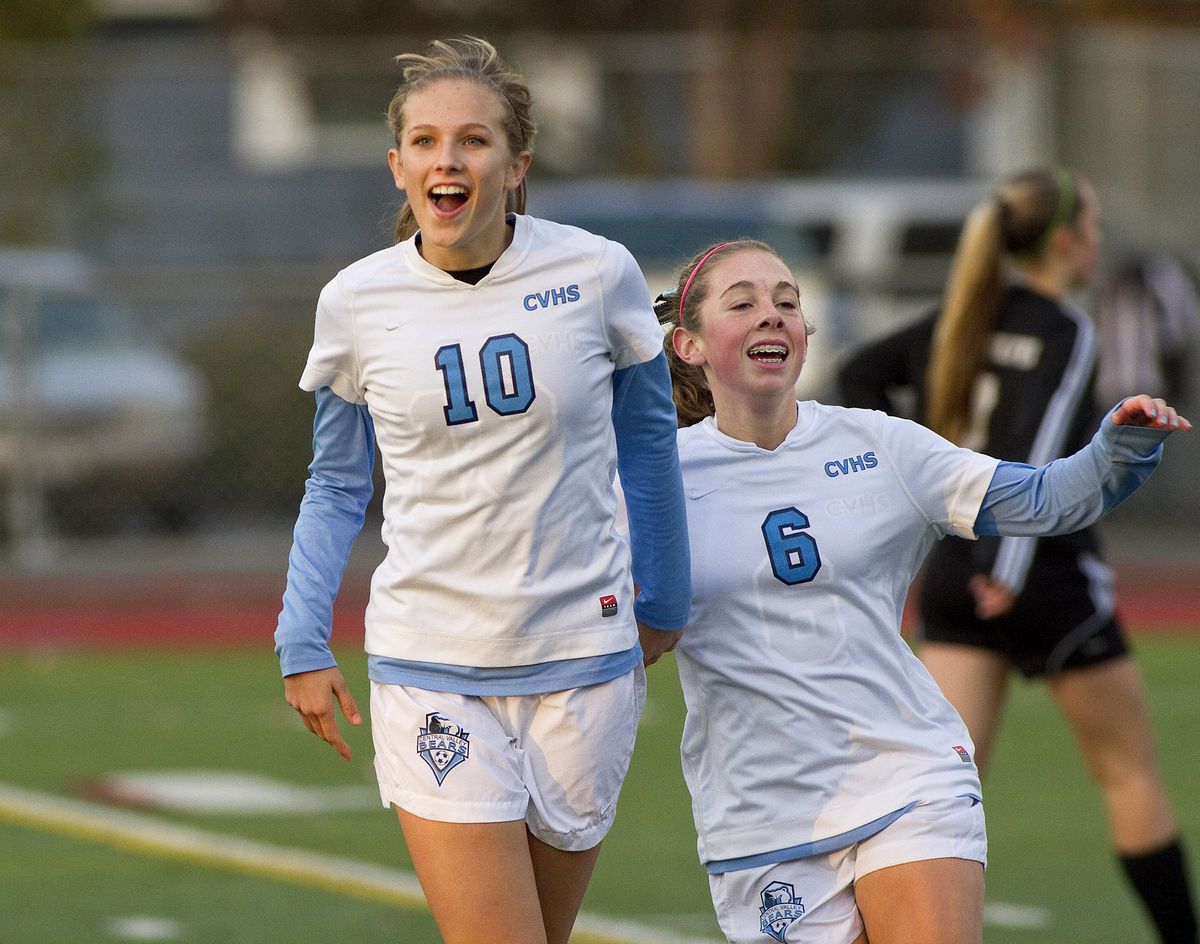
[
  {"xmin": 0, "ymin": 248, "xmax": 208, "ymax": 556},
  {"xmin": 528, "ymin": 177, "xmax": 986, "ymax": 400}
]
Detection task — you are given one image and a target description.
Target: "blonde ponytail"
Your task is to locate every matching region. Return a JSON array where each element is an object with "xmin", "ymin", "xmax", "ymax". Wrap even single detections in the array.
[
  {"xmin": 925, "ymin": 200, "xmax": 1005, "ymax": 443},
  {"xmin": 925, "ymin": 167, "xmax": 1083, "ymax": 443}
]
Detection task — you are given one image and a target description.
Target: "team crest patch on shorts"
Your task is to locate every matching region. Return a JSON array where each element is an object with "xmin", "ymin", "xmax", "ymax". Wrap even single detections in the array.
[
  {"xmin": 416, "ymin": 713, "xmax": 470, "ymax": 785},
  {"xmin": 599, "ymin": 594, "xmax": 618, "ymax": 617},
  {"xmin": 759, "ymin": 881, "xmax": 805, "ymax": 942}
]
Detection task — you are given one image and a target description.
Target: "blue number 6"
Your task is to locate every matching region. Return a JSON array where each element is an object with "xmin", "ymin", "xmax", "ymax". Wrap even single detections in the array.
[{"xmin": 761, "ymin": 508, "xmax": 822, "ymax": 586}]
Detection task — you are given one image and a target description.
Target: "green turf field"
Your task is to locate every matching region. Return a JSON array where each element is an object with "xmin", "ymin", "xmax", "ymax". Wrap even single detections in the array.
[{"xmin": 1, "ymin": 636, "xmax": 1197, "ymax": 943}]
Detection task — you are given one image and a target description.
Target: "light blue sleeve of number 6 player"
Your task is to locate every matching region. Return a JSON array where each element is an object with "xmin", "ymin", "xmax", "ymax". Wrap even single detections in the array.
[{"xmin": 973, "ymin": 403, "xmax": 1173, "ymax": 537}]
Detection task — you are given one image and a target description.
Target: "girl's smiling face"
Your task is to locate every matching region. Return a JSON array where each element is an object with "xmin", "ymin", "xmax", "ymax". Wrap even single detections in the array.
[
  {"xmin": 387, "ymin": 78, "xmax": 531, "ymax": 271},
  {"xmin": 673, "ymin": 248, "xmax": 809, "ymax": 410}
]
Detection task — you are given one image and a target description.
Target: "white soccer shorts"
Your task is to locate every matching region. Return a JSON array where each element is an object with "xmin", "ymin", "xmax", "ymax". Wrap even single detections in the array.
[
  {"xmin": 707, "ymin": 794, "xmax": 987, "ymax": 943},
  {"xmin": 369, "ymin": 665, "xmax": 646, "ymax": 852}
]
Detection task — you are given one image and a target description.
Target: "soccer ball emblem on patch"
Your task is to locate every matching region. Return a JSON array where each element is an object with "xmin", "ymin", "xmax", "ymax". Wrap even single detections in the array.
[
  {"xmin": 599, "ymin": 594, "xmax": 618, "ymax": 618},
  {"xmin": 416, "ymin": 713, "xmax": 470, "ymax": 785},
  {"xmin": 759, "ymin": 881, "xmax": 805, "ymax": 942}
]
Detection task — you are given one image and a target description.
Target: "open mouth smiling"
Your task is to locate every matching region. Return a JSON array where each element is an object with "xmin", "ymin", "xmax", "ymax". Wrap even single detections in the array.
[
  {"xmin": 747, "ymin": 343, "xmax": 789, "ymax": 364},
  {"xmin": 430, "ymin": 184, "xmax": 469, "ymax": 213}
]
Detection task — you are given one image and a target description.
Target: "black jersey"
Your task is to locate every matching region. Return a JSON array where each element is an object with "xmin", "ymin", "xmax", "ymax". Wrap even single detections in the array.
[{"xmin": 838, "ymin": 283, "xmax": 1103, "ymax": 593}]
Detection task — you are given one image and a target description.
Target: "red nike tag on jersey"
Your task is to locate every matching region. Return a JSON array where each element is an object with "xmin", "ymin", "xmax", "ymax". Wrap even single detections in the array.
[{"xmin": 599, "ymin": 595, "xmax": 618, "ymax": 617}]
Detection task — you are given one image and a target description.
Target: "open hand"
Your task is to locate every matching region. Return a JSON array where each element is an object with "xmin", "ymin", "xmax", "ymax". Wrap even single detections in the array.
[{"xmin": 1112, "ymin": 395, "xmax": 1192, "ymax": 431}]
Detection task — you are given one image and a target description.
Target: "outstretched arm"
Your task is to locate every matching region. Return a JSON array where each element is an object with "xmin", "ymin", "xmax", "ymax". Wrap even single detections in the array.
[
  {"xmin": 973, "ymin": 394, "xmax": 1189, "ymax": 540},
  {"xmin": 968, "ymin": 395, "xmax": 1189, "ymax": 618},
  {"xmin": 966, "ymin": 396, "xmax": 1189, "ymax": 618}
]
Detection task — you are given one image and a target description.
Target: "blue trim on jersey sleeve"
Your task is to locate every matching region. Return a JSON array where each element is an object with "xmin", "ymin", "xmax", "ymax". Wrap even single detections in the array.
[
  {"xmin": 974, "ymin": 404, "xmax": 1168, "ymax": 538},
  {"xmin": 275, "ymin": 387, "xmax": 375, "ymax": 676},
  {"xmin": 705, "ymin": 803, "xmax": 919, "ymax": 874},
  {"xmin": 611, "ymin": 352, "xmax": 692, "ymax": 630},
  {"xmin": 368, "ymin": 646, "xmax": 640, "ymax": 696}
]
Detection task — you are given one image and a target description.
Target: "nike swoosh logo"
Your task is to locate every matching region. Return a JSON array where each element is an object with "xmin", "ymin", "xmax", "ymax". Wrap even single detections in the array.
[{"xmin": 687, "ymin": 481, "xmax": 730, "ymax": 500}]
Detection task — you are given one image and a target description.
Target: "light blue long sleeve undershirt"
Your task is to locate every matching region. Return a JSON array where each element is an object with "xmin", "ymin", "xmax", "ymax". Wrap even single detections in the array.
[
  {"xmin": 612, "ymin": 350, "xmax": 692, "ymax": 631},
  {"xmin": 973, "ymin": 402, "xmax": 1170, "ymax": 540},
  {"xmin": 274, "ymin": 352, "xmax": 691, "ymax": 696},
  {"xmin": 274, "ymin": 386, "xmax": 376, "ymax": 678}
]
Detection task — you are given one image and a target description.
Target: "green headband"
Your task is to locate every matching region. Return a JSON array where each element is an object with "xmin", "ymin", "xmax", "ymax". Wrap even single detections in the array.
[
  {"xmin": 1017, "ymin": 168, "xmax": 1077, "ymax": 257},
  {"xmin": 1044, "ymin": 167, "xmax": 1077, "ymax": 239}
]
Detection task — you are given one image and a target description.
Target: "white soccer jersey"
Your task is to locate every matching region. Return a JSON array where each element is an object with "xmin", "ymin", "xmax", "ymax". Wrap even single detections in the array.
[
  {"xmin": 675, "ymin": 401, "xmax": 999, "ymax": 865},
  {"xmin": 301, "ymin": 214, "xmax": 663, "ymax": 667}
]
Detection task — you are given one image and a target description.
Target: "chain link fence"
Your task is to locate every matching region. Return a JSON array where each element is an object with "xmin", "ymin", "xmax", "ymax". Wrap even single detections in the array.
[{"xmin": 2, "ymin": 24, "xmax": 1199, "ymax": 571}]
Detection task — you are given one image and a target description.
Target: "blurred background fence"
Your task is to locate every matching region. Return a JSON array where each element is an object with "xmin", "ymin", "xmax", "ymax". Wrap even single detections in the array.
[{"xmin": 2, "ymin": 1, "xmax": 1198, "ymax": 571}]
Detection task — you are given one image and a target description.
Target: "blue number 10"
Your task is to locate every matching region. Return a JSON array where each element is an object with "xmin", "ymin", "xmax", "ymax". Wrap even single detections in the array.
[{"xmin": 435, "ymin": 333, "xmax": 536, "ymax": 426}]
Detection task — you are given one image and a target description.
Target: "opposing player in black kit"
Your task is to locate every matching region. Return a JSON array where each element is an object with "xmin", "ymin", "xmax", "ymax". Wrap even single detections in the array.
[{"xmin": 838, "ymin": 167, "xmax": 1198, "ymax": 944}]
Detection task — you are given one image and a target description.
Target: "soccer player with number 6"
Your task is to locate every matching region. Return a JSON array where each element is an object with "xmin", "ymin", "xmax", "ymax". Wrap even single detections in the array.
[
  {"xmin": 273, "ymin": 37, "xmax": 689, "ymax": 944},
  {"xmin": 654, "ymin": 239, "xmax": 1189, "ymax": 944}
]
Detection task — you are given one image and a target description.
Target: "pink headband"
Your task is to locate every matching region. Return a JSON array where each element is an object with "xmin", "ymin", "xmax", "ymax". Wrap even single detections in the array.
[{"xmin": 677, "ymin": 242, "xmax": 730, "ymax": 322}]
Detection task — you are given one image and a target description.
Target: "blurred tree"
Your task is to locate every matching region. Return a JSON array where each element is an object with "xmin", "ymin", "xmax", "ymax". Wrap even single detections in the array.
[
  {"xmin": 216, "ymin": 0, "xmax": 989, "ymax": 34},
  {"xmin": 966, "ymin": 0, "xmax": 1200, "ymax": 29},
  {"xmin": 0, "ymin": 0, "xmax": 99, "ymax": 245},
  {"xmin": 686, "ymin": 2, "xmax": 805, "ymax": 177},
  {"xmin": 0, "ymin": 0, "xmax": 92, "ymax": 40},
  {"xmin": 1074, "ymin": 0, "xmax": 1200, "ymax": 25},
  {"xmin": 213, "ymin": 0, "xmax": 993, "ymax": 179}
]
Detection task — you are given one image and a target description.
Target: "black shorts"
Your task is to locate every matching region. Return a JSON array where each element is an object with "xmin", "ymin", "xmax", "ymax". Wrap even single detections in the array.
[{"xmin": 918, "ymin": 539, "xmax": 1129, "ymax": 679}]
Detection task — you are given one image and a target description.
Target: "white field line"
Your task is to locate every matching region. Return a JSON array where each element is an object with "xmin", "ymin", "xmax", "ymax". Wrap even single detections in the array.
[
  {"xmin": 984, "ymin": 901, "xmax": 1052, "ymax": 930},
  {"xmin": 0, "ymin": 781, "xmax": 719, "ymax": 944}
]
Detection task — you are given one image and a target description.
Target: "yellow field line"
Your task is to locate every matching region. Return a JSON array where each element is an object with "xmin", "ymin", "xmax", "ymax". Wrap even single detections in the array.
[{"xmin": 0, "ymin": 781, "xmax": 716, "ymax": 944}]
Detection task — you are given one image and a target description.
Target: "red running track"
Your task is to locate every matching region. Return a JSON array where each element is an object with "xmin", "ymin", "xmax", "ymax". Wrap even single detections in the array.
[
  {"xmin": 0, "ymin": 574, "xmax": 370, "ymax": 649},
  {"xmin": 1, "ymin": 563, "xmax": 1197, "ymax": 649}
]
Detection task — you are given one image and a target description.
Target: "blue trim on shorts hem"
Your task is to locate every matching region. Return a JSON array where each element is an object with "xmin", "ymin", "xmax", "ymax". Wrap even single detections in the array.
[
  {"xmin": 367, "ymin": 646, "xmax": 640, "ymax": 695},
  {"xmin": 705, "ymin": 802, "xmax": 920, "ymax": 875}
]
